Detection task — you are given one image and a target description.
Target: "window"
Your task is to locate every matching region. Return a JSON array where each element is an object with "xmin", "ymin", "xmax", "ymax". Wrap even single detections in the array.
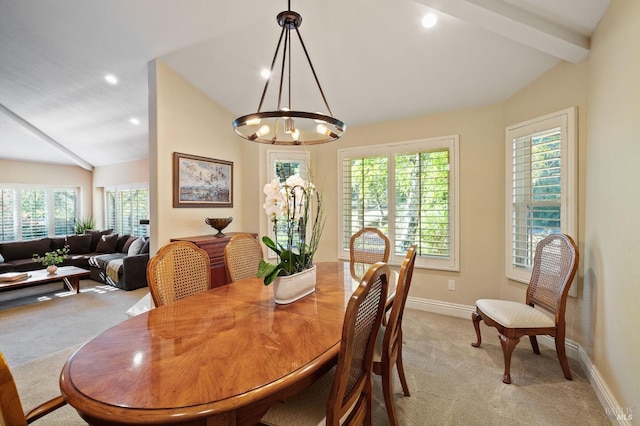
[
  {"xmin": 506, "ymin": 107, "xmax": 577, "ymax": 283},
  {"xmin": 339, "ymin": 136, "xmax": 459, "ymax": 270},
  {"xmin": 105, "ymin": 185, "xmax": 149, "ymax": 237},
  {"xmin": 265, "ymin": 150, "xmax": 310, "ymax": 258},
  {"xmin": 0, "ymin": 185, "xmax": 79, "ymax": 242}
]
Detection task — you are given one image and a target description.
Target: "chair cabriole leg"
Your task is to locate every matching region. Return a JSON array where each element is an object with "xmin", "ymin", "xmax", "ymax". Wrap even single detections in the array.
[
  {"xmin": 498, "ymin": 333, "xmax": 520, "ymax": 384},
  {"xmin": 555, "ymin": 329, "xmax": 573, "ymax": 380},
  {"xmin": 396, "ymin": 331, "xmax": 410, "ymax": 397},
  {"xmin": 471, "ymin": 310, "xmax": 483, "ymax": 347},
  {"xmin": 529, "ymin": 335, "xmax": 541, "ymax": 354}
]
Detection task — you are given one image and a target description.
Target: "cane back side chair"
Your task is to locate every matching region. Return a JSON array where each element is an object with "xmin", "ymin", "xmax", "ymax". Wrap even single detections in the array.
[
  {"xmin": 349, "ymin": 228, "xmax": 390, "ymax": 281},
  {"xmin": 373, "ymin": 245, "xmax": 416, "ymax": 426},
  {"xmin": 147, "ymin": 241, "xmax": 211, "ymax": 307},
  {"xmin": 261, "ymin": 262, "xmax": 390, "ymax": 426},
  {"xmin": 471, "ymin": 233, "xmax": 579, "ymax": 384},
  {"xmin": 224, "ymin": 233, "xmax": 263, "ymax": 282}
]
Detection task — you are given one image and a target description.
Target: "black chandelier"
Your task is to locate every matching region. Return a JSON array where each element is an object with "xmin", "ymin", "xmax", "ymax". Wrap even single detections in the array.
[{"xmin": 232, "ymin": 1, "xmax": 346, "ymax": 145}]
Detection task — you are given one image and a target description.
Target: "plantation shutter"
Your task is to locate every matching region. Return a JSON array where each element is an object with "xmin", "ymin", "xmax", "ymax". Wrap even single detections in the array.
[
  {"xmin": 341, "ymin": 154, "xmax": 388, "ymax": 251},
  {"xmin": 511, "ymin": 128, "xmax": 562, "ymax": 270},
  {"xmin": 395, "ymin": 149, "xmax": 450, "ymax": 258},
  {"xmin": 105, "ymin": 190, "xmax": 117, "ymax": 231},
  {"xmin": 0, "ymin": 189, "xmax": 17, "ymax": 241},
  {"xmin": 21, "ymin": 189, "xmax": 47, "ymax": 240},
  {"xmin": 131, "ymin": 188, "xmax": 149, "ymax": 237},
  {"xmin": 53, "ymin": 189, "xmax": 78, "ymax": 236}
]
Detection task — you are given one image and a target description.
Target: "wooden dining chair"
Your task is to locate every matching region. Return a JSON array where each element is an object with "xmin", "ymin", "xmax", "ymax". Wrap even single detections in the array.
[
  {"xmin": 261, "ymin": 262, "xmax": 390, "ymax": 426},
  {"xmin": 349, "ymin": 227, "xmax": 390, "ymax": 280},
  {"xmin": 224, "ymin": 233, "xmax": 263, "ymax": 282},
  {"xmin": 471, "ymin": 233, "xmax": 579, "ymax": 384},
  {"xmin": 373, "ymin": 245, "xmax": 416, "ymax": 426},
  {"xmin": 0, "ymin": 352, "xmax": 68, "ymax": 425},
  {"xmin": 146, "ymin": 241, "xmax": 211, "ymax": 307}
]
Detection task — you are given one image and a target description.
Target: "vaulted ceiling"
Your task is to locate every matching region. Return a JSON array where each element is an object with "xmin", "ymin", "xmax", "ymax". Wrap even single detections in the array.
[{"xmin": 0, "ymin": 0, "xmax": 610, "ymax": 170}]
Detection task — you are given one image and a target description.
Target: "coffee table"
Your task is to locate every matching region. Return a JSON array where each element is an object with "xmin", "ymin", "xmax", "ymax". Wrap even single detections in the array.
[{"xmin": 0, "ymin": 266, "xmax": 91, "ymax": 294}]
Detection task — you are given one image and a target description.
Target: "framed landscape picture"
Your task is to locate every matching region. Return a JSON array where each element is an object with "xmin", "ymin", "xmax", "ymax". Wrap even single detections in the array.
[{"xmin": 173, "ymin": 152, "xmax": 233, "ymax": 208}]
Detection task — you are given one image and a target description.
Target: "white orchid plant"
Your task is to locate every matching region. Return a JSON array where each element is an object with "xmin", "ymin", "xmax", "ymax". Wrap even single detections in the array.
[{"xmin": 257, "ymin": 174, "xmax": 325, "ymax": 285}]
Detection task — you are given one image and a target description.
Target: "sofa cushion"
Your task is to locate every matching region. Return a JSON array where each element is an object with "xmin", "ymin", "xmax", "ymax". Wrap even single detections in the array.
[
  {"xmin": 140, "ymin": 238, "xmax": 150, "ymax": 254},
  {"xmin": 51, "ymin": 237, "xmax": 67, "ymax": 251},
  {"xmin": 85, "ymin": 229, "xmax": 113, "ymax": 252},
  {"xmin": 116, "ymin": 234, "xmax": 131, "ymax": 253},
  {"xmin": 121, "ymin": 236, "xmax": 136, "ymax": 253},
  {"xmin": 66, "ymin": 234, "xmax": 92, "ymax": 254},
  {"xmin": 96, "ymin": 233, "xmax": 119, "ymax": 253},
  {"xmin": 0, "ymin": 238, "xmax": 51, "ymax": 261},
  {"xmin": 127, "ymin": 237, "xmax": 145, "ymax": 256},
  {"xmin": 7, "ymin": 258, "xmax": 44, "ymax": 272}
]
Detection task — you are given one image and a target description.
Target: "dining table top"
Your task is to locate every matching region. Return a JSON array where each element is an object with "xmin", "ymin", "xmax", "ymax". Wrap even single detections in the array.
[{"xmin": 59, "ymin": 261, "xmax": 392, "ymax": 426}]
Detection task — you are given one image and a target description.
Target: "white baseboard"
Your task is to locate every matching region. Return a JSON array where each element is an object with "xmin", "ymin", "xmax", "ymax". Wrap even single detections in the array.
[{"xmin": 406, "ymin": 296, "xmax": 630, "ymax": 425}]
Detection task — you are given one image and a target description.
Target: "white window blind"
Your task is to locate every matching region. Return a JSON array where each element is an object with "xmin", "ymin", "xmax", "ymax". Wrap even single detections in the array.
[
  {"xmin": 339, "ymin": 136, "xmax": 459, "ymax": 270},
  {"xmin": 104, "ymin": 185, "xmax": 149, "ymax": 237},
  {"xmin": 506, "ymin": 107, "xmax": 577, "ymax": 283},
  {"xmin": 21, "ymin": 189, "xmax": 47, "ymax": 240},
  {"xmin": 53, "ymin": 189, "xmax": 78, "ymax": 236},
  {"xmin": 0, "ymin": 189, "xmax": 16, "ymax": 241}
]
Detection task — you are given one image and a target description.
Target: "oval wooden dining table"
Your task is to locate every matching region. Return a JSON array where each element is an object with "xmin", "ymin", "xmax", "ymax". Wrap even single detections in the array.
[{"xmin": 59, "ymin": 261, "xmax": 375, "ymax": 426}]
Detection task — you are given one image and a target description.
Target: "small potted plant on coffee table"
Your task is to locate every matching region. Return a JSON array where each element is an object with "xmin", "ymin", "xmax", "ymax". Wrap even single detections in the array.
[{"xmin": 32, "ymin": 245, "xmax": 70, "ymax": 274}]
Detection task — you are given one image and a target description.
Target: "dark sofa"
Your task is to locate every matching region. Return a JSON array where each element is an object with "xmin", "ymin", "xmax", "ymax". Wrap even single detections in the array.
[{"xmin": 0, "ymin": 230, "xmax": 150, "ymax": 291}]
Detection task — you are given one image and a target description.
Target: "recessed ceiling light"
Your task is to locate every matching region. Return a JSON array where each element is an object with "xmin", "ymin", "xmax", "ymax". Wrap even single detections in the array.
[
  {"xmin": 260, "ymin": 69, "xmax": 271, "ymax": 79},
  {"xmin": 129, "ymin": 118, "xmax": 140, "ymax": 125},
  {"xmin": 104, "ymin": 74, "xmax": 118, "ymax": 85},
  {"xmin": 422, "ymin": 13, "xmax": 438, "ymax": 29}
]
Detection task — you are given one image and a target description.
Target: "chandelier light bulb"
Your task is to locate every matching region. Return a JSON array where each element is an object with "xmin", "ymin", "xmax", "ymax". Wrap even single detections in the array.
[{"xmin": 246, "ymin": 118, "xmax": 261, "ymax": 126}]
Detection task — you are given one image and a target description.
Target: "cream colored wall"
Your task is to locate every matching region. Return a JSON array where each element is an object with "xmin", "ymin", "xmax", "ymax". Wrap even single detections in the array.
[
  {"xmin": 502, "ymin": 62, "xmax": 588, "ymax": 344},
  {"xmin": 92, "ymin": 158, "xmax": 150, "ymax": 229},
  {"xmin": 0, "ymin": 159, "xmax": 93, "ymax": 221},
  {"xmin": 584, "ymin": 0, "xmax": 640, "ymax": 413},
  {"xmin": 149, "ymin": 60, "xmax": 247, "ymax": 254},
  {"xmin": 312, "ymin": 105, "xmax": 505, "ymax": 305}
]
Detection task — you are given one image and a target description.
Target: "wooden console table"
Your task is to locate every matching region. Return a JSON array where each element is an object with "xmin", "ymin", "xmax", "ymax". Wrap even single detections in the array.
[{"xmin": 170, "ymin": 233, "xmax": 257, "ymax": 288}]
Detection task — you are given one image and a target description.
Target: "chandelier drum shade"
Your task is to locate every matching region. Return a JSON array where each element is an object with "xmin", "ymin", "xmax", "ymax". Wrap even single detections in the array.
[{"xmin": 232, "ymin": 2, "xmax": 346, "ymax": 145}]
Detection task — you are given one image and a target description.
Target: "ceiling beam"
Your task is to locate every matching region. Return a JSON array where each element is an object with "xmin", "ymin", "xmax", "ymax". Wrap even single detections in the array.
[
  {"xmin": 417, "ymin": 0, "xmax": 590, "ymax": 63},
  {"xmin": 0, "ymin": 103, "xmax": 93, "ymax": 171}
]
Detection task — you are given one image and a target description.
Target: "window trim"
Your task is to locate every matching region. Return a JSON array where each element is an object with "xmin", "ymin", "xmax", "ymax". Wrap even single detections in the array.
[
  {"xmin": 338, "ymin": 135, "xmax": 459, "ymax": 271},
  {"xmin": 505, "ymin": 107, "xmax": 577, "ymax": 283}
]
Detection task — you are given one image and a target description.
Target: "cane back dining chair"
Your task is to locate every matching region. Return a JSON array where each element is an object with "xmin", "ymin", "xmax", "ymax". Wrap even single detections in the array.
[
  {"xmin": 224, "ymin": 233, "xmax": 263, "ymax": 282},
  {"xmin": 349, "ymin": 227, "xmax": 390, "ymax": 281},
  {"xmin": 146, "ymin": 241, "xmax": 211, "ymax": 307},
  {"xmin": 471, "ymin": 233, "xmax": 579, "ymax": 384},
  {"xmin": 0, "ymin": 352, "xmax": 68, "ymax": 425},
  {"xmin": 261, "ymin": 262, "xmax": 390, "ymax": 426},
  {"xmin": 373, "ymin": 245, "xmax": 416, "ymax": 426}
]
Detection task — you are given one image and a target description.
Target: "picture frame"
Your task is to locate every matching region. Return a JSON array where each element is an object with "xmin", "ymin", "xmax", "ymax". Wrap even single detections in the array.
[{"xmin": 173, "ymin": 152, "xmax": 233, "ymax": 208}]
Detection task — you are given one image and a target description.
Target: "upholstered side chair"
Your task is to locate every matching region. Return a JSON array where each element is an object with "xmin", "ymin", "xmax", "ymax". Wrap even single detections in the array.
[
  {"xmin": 260, "ymin": 262, "xmax": 390, "ymax": 426},
  {"xmin": 471, "ymin": 233, "xmax": 579, "ymax": 384},
  {"xmin": 373, "ymin": 245, "xmax": 416, "ymax": 426},
  {"xmin": 349, "ymin": 227, "xmax": 390, "ymax": 280},
  {"xmin": 224, "ymin": 233, "xmax": 263, "ymax": 282},
  {"xmin": 146, "ymin": 241, "xmax": 211, "ymax": 307},
  {"xmin": 0, "ymin": 352, "xmax": 69, "ymax": 425}
]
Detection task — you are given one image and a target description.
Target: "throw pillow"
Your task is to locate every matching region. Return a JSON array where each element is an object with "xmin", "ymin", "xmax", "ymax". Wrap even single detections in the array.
[
  {"xmin": 127, "ymin": 237, "xmax": 145, "ymax": 256},
  {"xmin": 95, "ymin": 233, "xmax": 119, "ymax": 254},
  {"xmin": 122, "ymin": 236, "xmax": 137, "ymax": 253},
  {"xmin": 85, "ymin": 229, "xmax": 113, "ymax": 252},
  {"xmin": 116, "ymin": 234, "xmax": 131, "ymax": 252},
  {"xmin": 66, "ymin": 234, "xmax": 92, "ymax": 254}
]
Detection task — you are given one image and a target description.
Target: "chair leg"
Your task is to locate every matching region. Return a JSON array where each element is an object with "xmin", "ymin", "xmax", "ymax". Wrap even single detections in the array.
[
  {"xmin": 529, "ymin": 335, "xmax": 541, "ymax": 354},
  {"xmin": 396, "ymin": 330, "xmax": 410, "ymax": 397},
  {"xmin": 471, "ymin": 310, "xmax": 483, "ymax": 347},
  {"xmin": 498, "ymin": 333, "xmax": 520, "ymax": 384},
  {"xmin": 382, "ymin": 361, "xmax": 399, "ymax": 426},
  {"xmin": 555, "ymin": 335, "xmax": 573, "ymax": 380}
]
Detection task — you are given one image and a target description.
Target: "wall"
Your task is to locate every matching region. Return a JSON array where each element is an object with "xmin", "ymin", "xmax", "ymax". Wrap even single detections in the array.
[
  {"xmin": 0, "ymin": 159, "xmax": 93, "ymax": 220},
  {"xmin": 92, "ymin": 158, "xmax": 149, "ymax": 230},
  {"xmin": 584, "ymin": 0, "xmax": 640, "ymax": 414},
  {"xmin": 149, "ymin": 60, "xmax": 250, "ymax": 254},
  {"xmin": 313, "ymin": 104, "xmax": 505, "ymax": 306}
]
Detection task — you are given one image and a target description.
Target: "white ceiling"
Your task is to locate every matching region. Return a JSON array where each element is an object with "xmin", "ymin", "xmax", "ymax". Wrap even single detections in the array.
[{"xmin": 0, "ymin": 0, "xmax": 610, "ymax": 170}]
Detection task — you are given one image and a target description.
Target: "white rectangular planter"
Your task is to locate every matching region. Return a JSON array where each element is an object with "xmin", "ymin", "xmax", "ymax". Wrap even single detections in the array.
[{"xmin": 272, "ymin": 265, "xmax": 317, "ymax": 304}]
